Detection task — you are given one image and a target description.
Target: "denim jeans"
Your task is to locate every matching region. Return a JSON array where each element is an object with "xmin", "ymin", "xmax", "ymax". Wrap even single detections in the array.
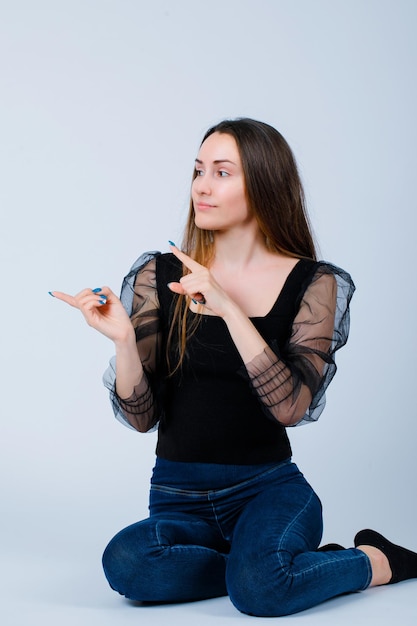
[{"xmin": 102, "ymin": 457, "xmax": 371, "ymax": 617}]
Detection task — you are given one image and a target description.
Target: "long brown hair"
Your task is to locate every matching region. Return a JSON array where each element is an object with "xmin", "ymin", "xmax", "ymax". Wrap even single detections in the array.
[{"xmin": 167, "ymin": 118, "xmax": 317, "ymax": 372}]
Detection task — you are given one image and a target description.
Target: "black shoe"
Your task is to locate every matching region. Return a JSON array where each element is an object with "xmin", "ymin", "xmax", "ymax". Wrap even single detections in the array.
[
  {"xmin": 317, "ymin": 543, "xmax": 345, "ymax": 552},
  {"xmin": 354, "ymin": 529, "xmax": 417, "ymax": 584}
]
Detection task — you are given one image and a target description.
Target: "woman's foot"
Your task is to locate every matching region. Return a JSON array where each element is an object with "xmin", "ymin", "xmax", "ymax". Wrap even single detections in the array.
[
  {"xmin": 317, "ymin": 543, "xmax": 345, "ymax": 552},
  {"xmin": 355, "ymin": 529, "xmax": 417, "ymax": 585}
]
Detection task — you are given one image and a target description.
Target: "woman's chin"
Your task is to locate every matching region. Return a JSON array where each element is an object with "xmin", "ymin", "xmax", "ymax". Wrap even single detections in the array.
[{"xmin": 194, "ymin": 217, "xmax": 218, "ymax": 231}]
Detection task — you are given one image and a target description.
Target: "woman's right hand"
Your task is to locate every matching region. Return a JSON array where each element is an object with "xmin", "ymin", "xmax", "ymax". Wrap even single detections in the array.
[{"xmin": 50, "ymin": 287, "xmax": 134, "ymax": 344}]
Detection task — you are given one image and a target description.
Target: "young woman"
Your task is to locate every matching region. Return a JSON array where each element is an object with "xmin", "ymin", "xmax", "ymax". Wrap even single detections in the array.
[{"xmin": 51, "ymin": 118, "xmax": 417, "ymax": 616}]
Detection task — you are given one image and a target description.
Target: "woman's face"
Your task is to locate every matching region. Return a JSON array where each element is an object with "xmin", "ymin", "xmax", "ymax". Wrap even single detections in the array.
[{"xmin": 192, "ymin": 132, "xmax": 256, "ymax": 233}]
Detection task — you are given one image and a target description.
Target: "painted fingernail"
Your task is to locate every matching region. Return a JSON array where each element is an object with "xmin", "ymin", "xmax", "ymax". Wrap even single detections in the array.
[
  {"xmin": 168, "ymin": 240, "xmax": 176, "ymax": 247},
  {"xmin": 191, "ymin": 298, "xmax": 198, "ymax": 305},
  {"xmin": 48, "ymin": 291, "xmax": 55, "ymax": 297},
  {"xmin": 99, "ymin": 296, "xmax": 107, "ymax": 304},
  {"xmin": 92, "ymin": 287, "xmax": 102, "ymax": 293}
]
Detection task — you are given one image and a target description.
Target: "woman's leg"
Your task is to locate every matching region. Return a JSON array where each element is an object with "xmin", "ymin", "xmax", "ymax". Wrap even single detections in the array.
[
  {"xmin": 226, "ymin": 475, "xmax": 371, "ymax": 617},
  {"xmin": 102, "ymin": 514, "xmax": 229, "ymax": 602}
]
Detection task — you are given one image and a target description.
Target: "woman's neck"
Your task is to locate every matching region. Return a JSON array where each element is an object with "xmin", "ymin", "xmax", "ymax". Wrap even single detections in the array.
[{"xmin": 211, "ymin": 228, "xmax": 279, "ymax": 272}]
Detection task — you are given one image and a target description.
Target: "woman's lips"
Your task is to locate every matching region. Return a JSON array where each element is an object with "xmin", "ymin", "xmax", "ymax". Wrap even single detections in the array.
[{"xmin": 195, "ymin": 202, "xmax": 215, "ymax": 210}]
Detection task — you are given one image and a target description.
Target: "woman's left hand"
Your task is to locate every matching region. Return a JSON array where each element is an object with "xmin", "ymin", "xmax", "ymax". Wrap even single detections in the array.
[{"xmin": 167, "ymin": 244, "xmax": 233, "ymax": 317}]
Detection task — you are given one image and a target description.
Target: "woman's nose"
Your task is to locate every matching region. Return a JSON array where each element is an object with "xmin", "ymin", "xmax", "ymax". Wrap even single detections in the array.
[{"xmin": 193, "ymin": 174, "xmax": 212, "ymax": 195}]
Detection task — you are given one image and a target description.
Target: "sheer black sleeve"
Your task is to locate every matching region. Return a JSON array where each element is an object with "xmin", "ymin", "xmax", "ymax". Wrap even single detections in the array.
[
  {"xmin": 244, "ymin": 263, "xmax": 355, "ymax": 426},
  {"xmin": 102, "ymin": 251, "xmax": 162, "ymax": 432}
]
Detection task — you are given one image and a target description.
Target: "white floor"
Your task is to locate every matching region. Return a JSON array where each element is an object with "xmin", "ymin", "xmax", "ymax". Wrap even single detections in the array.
[{"xmin": 3, "ymin": 552, "xmax": 417, "ymax": 626}]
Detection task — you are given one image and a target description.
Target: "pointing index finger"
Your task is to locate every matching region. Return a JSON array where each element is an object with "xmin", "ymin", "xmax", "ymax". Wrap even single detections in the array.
[
  {"xmin": 50, "ymin": 291, "xmax": 78, "ymax": 308},
  {"xmin": 169, "ymin": 242, "xmax": 203, "ymax": 272}
]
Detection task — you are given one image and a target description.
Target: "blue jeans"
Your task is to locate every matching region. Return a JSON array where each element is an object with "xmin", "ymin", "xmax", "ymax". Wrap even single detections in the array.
[{"xmin": 102, "ymin": 457, "xmax": 371, "ymax": 617}]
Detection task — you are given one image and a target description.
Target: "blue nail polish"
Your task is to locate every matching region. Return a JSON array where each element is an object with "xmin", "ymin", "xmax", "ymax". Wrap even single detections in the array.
[
  {"xmin": 191, "ymin": 298, "xmax": 198, "ymax": 305},
  {"xmin": 48, "ymin": 291, "xmax": 55, "ymax": 297},
  {"xmin": 100, "ymin": 296, "xmax": 107, "ymax": 304},
  {"xmin": 92, "ymin": 287, "xmax": 102, "ymax": 293},
  {"xmin": 168, "ymin": 240, "xmax": 176, "ymax": 247}
]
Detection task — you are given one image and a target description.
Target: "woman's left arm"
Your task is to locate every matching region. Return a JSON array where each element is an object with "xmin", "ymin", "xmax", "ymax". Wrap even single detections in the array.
[
  {"xmin": 239, "ymin": 270, "xmax": 337, "ymax": 425},
  {"xmin": 168, "ymin": 246, "xmax": 354, "ymax": 427},
  {"xmin": 240, "ymin": 265, "xmax": 355, "ymax": 426},
  {"xmin": 167, "ymin": 243, "xmax": 270, "ymax": 359}
]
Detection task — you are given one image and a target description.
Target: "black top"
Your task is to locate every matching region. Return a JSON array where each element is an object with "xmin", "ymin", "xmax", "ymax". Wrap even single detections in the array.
[{"xmin": 103, "ymin": 252, "xmax": 355, "ymax": 465}]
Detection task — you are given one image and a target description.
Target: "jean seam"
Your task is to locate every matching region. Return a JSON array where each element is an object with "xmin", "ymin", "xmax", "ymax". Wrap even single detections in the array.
[
  {"xmin": 151, "ymin": 485, "xmax": 208, "ymax": 497},
  {"xmin": 276, "ymin": 490, "xmax": 316, "ymax": 573},
  {"xmin": 154, "ymin": 519, "xmax": 223, "ymax": 556},
  {"xmin": 151, "ymin": 458, "xmax": 292, "ymax": 499},
  {"xmin": 208, "ymin": 495, "xmax": 228, "ymax": 541},
  {"xmin": 358, "ymin": 551, "xmax": 373, "ymax": 589},
  {"xmin": 276, "ymin": 495, "xmax": 372, "ymax": 589}
]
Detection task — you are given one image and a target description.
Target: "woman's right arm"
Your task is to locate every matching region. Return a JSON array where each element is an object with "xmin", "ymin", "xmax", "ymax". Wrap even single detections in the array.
[{"xmin": 52, "ymin": 253, "xmax": 162, "ymax": 432}]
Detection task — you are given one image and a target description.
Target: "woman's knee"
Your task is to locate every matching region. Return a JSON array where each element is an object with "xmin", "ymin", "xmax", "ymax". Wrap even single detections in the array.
[
  {"xmin": 227, "ymin": 559, "xmax": 295, "ymax": 617},
  {"xmin": 102, "ymin": 520, "xmax": 157, "ymax": 600}
]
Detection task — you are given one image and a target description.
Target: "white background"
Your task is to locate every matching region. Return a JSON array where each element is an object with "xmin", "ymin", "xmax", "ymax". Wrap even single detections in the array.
[{"xmin": 1, "ymin": 1, "xmax": 416, "ymax": 624}]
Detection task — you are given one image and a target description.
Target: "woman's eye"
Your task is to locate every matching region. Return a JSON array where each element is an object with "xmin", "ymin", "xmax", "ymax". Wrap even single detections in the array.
[
  {"xmin": 218, "ymin": 170, "xmax": 229, "ymax": 177},
  {"xmin": 195, "ymin": 169, "xmax": 204, "ymax": 176}
]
